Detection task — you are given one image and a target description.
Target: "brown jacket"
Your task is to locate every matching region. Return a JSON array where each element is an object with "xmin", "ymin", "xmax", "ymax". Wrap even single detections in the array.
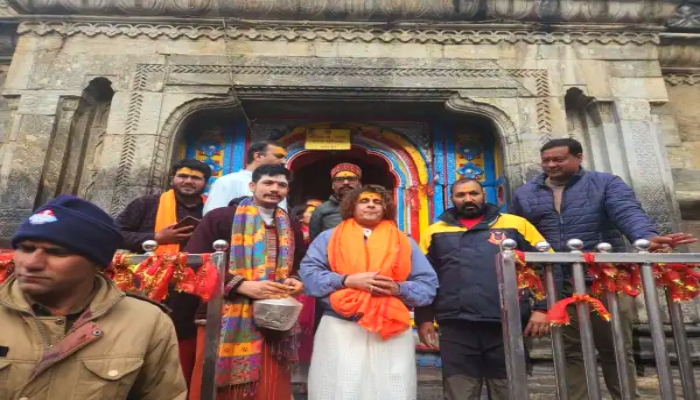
[{"xmin": 0, "ymin": 275, "xmax": 187, "ymax": 400}]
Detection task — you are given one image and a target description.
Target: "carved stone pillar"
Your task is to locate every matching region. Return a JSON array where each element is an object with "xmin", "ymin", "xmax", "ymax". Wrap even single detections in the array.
[{"xmin": 0, "ymin": 93, "xmax": 60, "ymax": 238}]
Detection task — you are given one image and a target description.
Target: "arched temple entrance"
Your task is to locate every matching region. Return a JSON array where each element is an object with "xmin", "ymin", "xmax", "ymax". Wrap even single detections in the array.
[
  {"xmin": 287, "ymin": 147, "xmax": 396, "ymax": 204},
  {"xmin": 177, "ymin": 102, "xmax": 506, "ymax": 241}
]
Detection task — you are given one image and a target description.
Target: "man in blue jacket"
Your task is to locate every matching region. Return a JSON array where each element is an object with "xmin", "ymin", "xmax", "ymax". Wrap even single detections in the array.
[{"xmin": 511, "ymin": 138, "xmax": 695, "ymax": 400}]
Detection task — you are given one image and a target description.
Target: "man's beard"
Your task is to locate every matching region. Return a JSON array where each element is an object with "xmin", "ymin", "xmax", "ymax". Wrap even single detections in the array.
[
  {"xmin": 335, "ymin": 186, "xmax": 353, "ymax": 198},
  {"xmin": 455, "ymin": 202, "xmax": 486, "ymax": 218},
  {"xmin": 174, "ymin": 186, "xmax": 202, "ymax": 198}
]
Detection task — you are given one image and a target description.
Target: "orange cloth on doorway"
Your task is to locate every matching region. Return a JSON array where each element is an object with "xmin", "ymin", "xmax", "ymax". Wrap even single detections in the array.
[
  {"xmin": 328, "ymin": 219, "xmax": 413, "ymax": 340},
  {"xmin": 154, "ymin": 189, "xmax": 206, "ymax": 255},
  {"xmin": 188, "ymin": 326, "xmax": 291, "ymax": 400}
]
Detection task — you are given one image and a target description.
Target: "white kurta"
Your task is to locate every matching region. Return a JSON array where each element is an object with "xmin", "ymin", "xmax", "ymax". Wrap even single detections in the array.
[
  {"xmin": 309, "ymin": 315, "xmax": 417, "ymax": 400},
  {"xmin": 203, "ymin": 169, "xmax": 287, "ymax": 214}
]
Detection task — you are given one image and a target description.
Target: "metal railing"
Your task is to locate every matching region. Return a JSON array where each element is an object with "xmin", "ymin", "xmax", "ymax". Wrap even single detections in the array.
[
  {"xmin": 131, "ymin": 239, "xmax": 229, "ymax": 400},
  {"xmin": 497, "ymin": 238, "xmax": 700, "ymax": 400}
]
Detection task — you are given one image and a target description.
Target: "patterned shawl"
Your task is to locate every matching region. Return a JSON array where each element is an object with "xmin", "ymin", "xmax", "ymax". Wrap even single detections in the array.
[{"xmin": 217, "ymin": 196, "xmax": 297, "ymax": 391}]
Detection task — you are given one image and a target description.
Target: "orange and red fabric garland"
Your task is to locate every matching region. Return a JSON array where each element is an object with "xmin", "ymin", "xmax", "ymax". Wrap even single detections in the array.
[
  {"xmin": 654, "ymin": 262, "xmax": 700, "ymax": 302},
  {"xmin": 546, "ymin": 293, "xmax": 612, "ymax": 326},
  {"xmin": 0, "ymin": 251, "xmax": 13, "ymax": 284},
  {"xmin": 513, "ymin": 250, "xmax": 545, "ymax": 301},
  {"xmin": 584, "ymin": 252, "xmax": 642, "ymax": 298},
  {"xmin": 1, "ymin": 250, "xmax": 218, "ymax": 303}
]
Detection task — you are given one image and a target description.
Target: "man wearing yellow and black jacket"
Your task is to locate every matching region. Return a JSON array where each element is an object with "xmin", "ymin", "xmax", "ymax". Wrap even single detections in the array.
[{"xmin": 415, "ymin": 178, "xmax": 549, "ymax": 400}]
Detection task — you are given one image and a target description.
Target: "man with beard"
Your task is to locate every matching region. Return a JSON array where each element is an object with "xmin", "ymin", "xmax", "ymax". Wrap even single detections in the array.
[
  {"xmin": 308, "ymin": 163, "xmax": 362, "ymax": 241},
  {"xmin": 415, "ymin": 178, "xmax": 549, "ymax": 400},
  {"xmin": 116, "ymin": 158, "xmax": 211, "ymax": 386},
  {"xmin": 511, "ymin": 138, "xmax": 696, "ymax": 400},
  {"xmin": 184, "ymin": 164, "xmax": 305, "ymax": 400},
  {"xmin": 204, "ymin": 141, "xmax": 288, "ymax": 214}
]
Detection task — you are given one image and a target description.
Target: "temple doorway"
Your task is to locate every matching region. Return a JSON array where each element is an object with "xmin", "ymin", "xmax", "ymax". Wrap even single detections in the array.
[
  {"xmin": 176, "ymin": 101, "xmax": 505, "ymax": 240},
  {"xmin": 287, "ymin": 147, "xmax": 397, "ymax": 207}
]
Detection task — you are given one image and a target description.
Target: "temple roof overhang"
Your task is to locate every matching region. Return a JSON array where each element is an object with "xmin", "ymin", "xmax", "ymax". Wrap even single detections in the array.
[{"xmin": 0, "ymin": 0, "xmax": 694, "ymax": 28}]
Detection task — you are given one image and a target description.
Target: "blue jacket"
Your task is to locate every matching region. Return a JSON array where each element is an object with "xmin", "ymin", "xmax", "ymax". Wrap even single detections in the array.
[{"xmin": 511, "ymin": 168, "xmax": 658, "ymax": 254}]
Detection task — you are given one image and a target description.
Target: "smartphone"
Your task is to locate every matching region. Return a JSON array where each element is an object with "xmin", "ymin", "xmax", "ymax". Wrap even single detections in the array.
[{"xmin": 174, "ymin": 216, "xmax": 200, "ymax": 230}]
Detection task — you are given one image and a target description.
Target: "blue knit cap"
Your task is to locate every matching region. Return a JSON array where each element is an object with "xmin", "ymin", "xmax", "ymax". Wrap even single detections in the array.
[{"xmin": 11, "ymin": 195, "xmax": 123, "ymax": 267}]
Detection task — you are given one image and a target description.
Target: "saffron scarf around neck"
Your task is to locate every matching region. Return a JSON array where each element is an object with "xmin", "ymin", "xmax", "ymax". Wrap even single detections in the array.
[
  {"xmin": 153, "ymin": 189, "xmax": 205, "ymax": 255},
  {"xmin": 217, "ymin": 196, "xmax": 296, "ymax": 389},
  {"xmin": 328, "ymin": 219, "xmax": 413, "ymax": 340}
]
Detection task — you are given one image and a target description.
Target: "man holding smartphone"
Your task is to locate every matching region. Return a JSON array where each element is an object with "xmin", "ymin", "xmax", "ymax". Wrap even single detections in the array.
[{"xmin": 116, "ymin": 158, "xmax": 211, "ymax": 386}]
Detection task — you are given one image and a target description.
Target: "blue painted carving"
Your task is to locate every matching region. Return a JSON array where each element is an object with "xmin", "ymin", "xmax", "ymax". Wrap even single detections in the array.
[
  {"xmin": 198, "ymin": 141, "xmax": 224, "ymax": 173},
  {"xmin": 459, "ymin": 143, "xmax": 482, "ymax": 161},
  {"xmin": 458, "ymin": 162, "xmax": 484, "ymax": 179}
]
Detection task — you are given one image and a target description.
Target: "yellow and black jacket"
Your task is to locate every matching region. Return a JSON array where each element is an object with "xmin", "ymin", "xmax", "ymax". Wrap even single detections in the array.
[{"xmin": 414, "ymin": 204, "xmax": 547, "ymax": 325}]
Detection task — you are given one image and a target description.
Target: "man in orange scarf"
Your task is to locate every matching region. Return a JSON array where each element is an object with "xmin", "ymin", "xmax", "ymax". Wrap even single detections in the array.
[
  {"xmin": 116, "ymin": 158, "xmax": 211, "ymax": 386},
  {"xmin": 299, "ymin": 185, "xmax": 438, "ymax": 399}
]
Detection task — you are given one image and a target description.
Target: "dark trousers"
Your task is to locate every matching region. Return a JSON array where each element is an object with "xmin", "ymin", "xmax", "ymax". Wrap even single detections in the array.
[
  {"xmin": 562, "ymin": 294, "xmax": 639, "ymax": 400},
  {"xmin": 439, "ymin": 320, "xmax": 516, "ymax": 400}
]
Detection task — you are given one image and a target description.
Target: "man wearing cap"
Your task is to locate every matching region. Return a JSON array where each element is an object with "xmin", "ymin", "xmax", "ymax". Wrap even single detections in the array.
[
  {"xmin": 0, "ymin": 195, "xmax": 186, "ymax": 400},
  {"xmin": 308, "ymin": 163, "xmax": 362, "ymax": 241},
  {"xmin": 116, "ymin": 158, "xmax": 211, "ymax": 385}
]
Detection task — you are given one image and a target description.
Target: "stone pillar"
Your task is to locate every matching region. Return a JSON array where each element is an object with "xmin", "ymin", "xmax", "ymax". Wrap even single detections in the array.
[
  {"xmin": 0, "ymin": 93, "xmax": 60, "ymax": 238},
  {"xmin": 611, "ymin": 96, "xmax": 700, "ymax": 362}
]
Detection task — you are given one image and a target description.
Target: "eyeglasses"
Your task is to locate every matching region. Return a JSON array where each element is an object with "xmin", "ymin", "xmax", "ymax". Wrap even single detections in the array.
[{"xmin": 333, "ymin": 176, "xmax": 359, "ymax": 183}]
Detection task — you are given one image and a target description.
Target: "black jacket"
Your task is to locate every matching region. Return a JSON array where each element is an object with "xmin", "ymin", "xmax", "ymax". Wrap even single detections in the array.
[
  {"xmin": 308, "ymin": 194, "xmax": 343, "ymax": 241},
  {"xmin": 414, "ymin": 204, "xmax": 547, "ymax": 325}
]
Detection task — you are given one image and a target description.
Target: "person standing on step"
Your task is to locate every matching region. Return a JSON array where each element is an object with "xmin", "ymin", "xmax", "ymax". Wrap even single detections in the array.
[
  {"xmin": 416, "ymin": 178, "xmax": 550, "ymax": 400},
  {"xmin": 185, "ymin": 164, "xmax": 306, "ymax": 400},
  {"xmin": 300, "ymin": 184, "xmax": 438, "ymax": 400},
  {"xmin": 116, "ymin": 158, "xmax": 211, "ymax": 386},
  {"xmin": 511, "ymin": 137, "xmax": 696, "ymax": 400},
  {"xmin": 204, "ymin": 140, "xmax": 288, "ymax": 214},
  {"xmin": 308, "ymin": 163, "xmax": 362, "ymax": 241},
  {"xmin": 1, "ymin": 195, "xmax": 186, "ymax": 400}
]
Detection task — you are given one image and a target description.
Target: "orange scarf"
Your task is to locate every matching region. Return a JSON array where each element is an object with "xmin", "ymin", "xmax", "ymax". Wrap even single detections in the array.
[
  {"xmin": 328, "ymin": 219, "xmax": 412, "ymax": 339},
  {"xmin": 153, "ymin": 189, "xmax": 205, "ymax": 255}
]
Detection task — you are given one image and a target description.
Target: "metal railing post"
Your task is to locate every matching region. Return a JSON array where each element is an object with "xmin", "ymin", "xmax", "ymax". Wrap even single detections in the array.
[
  {"xmin": 498, "ymin": 239, "xmax": 529, "ymax": 400},
  {"xmin": 667, "ymin": 291, "xmax": 697, "ymax": 400},
  {"xmin": 596, "ymin": 242, "xmax": 633, "ymax": 400},
  {"xmin": 568, "ymin": 239, "xmax": 603, "ymax": 400},
  {"xmin": 536, "ymin": 241, "xmax": 569, "ymax": 400},
  {"xmin": 636, "ymin": 239, "xmax": 676, "ymax": 400},
  {"xmin": 200, "ymin": 240, "xmax": 229, "ymax": 400}
]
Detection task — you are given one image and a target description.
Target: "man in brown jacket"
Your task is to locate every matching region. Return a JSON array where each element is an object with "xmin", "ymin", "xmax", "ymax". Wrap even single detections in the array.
[{"xmin": 0, "ymin": 195, "xmax": 186, "ymax": 400}]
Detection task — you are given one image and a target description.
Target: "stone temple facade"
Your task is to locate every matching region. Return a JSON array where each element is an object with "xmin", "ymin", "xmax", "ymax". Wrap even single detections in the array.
[{"xmin": 0, "ymin": 0, "xmax": 699, "ymax": 361}]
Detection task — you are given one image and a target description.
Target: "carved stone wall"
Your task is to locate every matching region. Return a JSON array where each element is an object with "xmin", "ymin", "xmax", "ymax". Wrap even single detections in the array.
[
  {"xmin": 661, "ymin": 77, "xmax": 700, "ymax": 252},
  {"xmin": 0, "ymin": 21, "xmax": 681, "ymax": 246}
]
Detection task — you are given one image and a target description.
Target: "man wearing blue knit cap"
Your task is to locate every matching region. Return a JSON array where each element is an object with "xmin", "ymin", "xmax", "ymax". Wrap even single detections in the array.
[{"xmin": 0, "ymin": 195, "xmax": 187, "ymax": 400}]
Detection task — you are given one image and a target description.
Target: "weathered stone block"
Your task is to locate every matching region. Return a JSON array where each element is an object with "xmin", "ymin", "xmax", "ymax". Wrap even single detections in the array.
[
  {"xmin": 16, "ymin": 92, "xmax": 59, "ymax": 115},
  {"xmin": 611, "ymin": 78, "xmax": 654, "ymax": 100},
  {"xmin": 666, "ymin": 85, "xmax": 700, "ymax": 143},
  {"xmin": 607, "ymin": 60, "xmax": 662, "ymax": 78}
]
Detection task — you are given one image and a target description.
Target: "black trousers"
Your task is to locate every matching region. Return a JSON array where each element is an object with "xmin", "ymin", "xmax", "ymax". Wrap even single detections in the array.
[{"xmin": 439, "ymin": 320, "xmax": 530, "ymax": 400}]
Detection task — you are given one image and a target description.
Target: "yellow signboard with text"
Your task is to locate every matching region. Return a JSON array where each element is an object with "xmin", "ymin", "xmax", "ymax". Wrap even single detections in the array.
[{"xmin": 305, "ymin": 129, "xmax": 352, "ymax": 150}]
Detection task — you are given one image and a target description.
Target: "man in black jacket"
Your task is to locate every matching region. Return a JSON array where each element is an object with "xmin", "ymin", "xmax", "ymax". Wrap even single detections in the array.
[
  {"xmin": 416, "ymin": 178, "xmax": 550, "ymax": 400},
  {"xmin": 308, "ymin": 163, "xmax": 362, "ymax": 241}
]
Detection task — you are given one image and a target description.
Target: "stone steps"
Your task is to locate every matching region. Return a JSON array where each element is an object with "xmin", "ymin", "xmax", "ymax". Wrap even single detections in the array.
[
  {"xmin": 293, "ymin": 364, "xmax": 700, "ymax": 399},
  {"xmin": 415, "ymin": 364, "xmax": 700, "ymax": 399}
]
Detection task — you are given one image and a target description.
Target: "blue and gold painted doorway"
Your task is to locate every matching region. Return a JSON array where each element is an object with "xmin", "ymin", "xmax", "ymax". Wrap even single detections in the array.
[{"xmin": 179, "ymin": 120, "xmax": 506, "ymax": 241}]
